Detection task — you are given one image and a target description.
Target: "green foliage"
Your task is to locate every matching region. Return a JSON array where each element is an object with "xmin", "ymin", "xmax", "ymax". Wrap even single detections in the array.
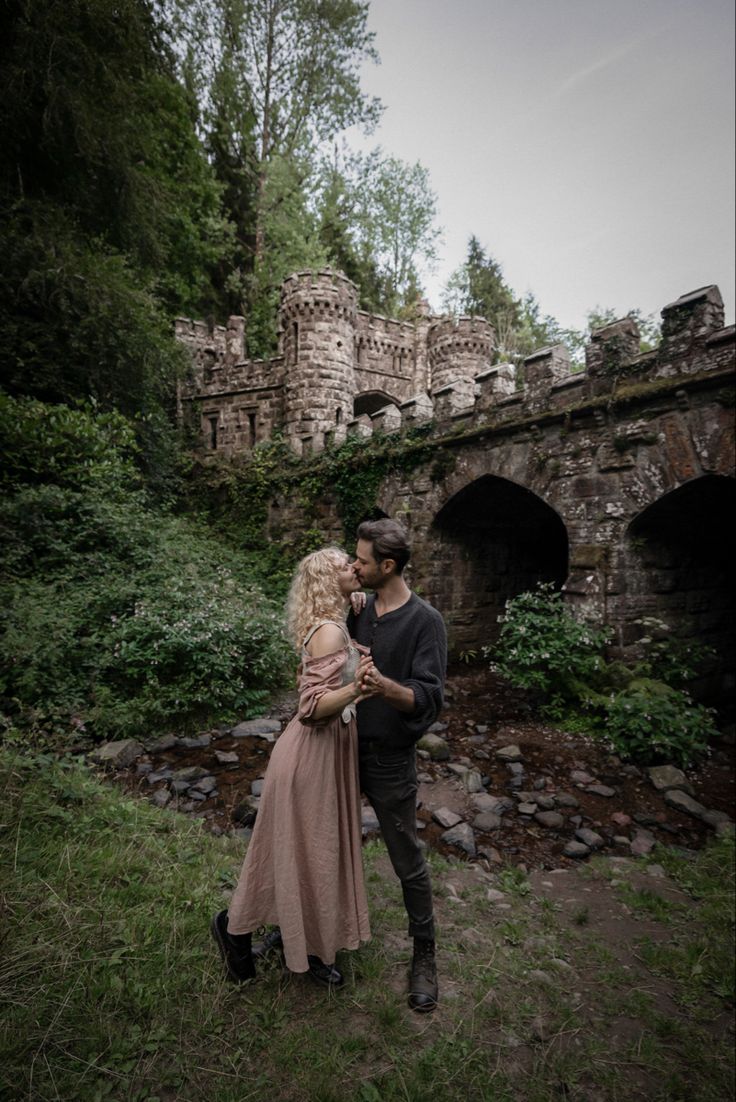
[
  {"xmin": 487, "ymin": 583, "xmax": 612, "ymax": 702},
  {"xmin": 488, "ymin": 585, "xmax": 718, "ymax": 766},
  {"xmin": 0, "ymin": 399, "xmax": 291, "ymax": 745},
  {"xmin": 605, "ymin": 680, "xmax": 716, "ymax": 769}
]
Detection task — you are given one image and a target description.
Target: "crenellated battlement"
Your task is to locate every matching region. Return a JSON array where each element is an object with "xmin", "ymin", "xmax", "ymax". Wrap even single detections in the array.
[{"xmin": 177, "ymin": 274, "xmax": 733, "ymax": 458}]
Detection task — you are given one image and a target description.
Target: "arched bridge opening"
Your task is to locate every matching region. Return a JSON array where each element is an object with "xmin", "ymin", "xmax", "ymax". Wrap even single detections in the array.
[
  {"xmin": 624, "ymin": 474, "xmax": 735, "ymax": 711},
  {"xmin": 425, "ymin": 476, "xmax": 569, "ymax": 655}
]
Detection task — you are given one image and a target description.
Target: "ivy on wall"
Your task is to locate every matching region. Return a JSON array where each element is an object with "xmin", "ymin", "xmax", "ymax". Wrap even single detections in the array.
[{"xmin": 187, "ymin": 425, "xmax": 450, "ymax": 595}]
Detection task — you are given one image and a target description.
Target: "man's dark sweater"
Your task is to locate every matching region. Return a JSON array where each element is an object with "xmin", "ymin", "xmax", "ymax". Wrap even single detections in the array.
[{"xmin": 347, "ymin": 592, "xmax": 447, "ymax": 752}]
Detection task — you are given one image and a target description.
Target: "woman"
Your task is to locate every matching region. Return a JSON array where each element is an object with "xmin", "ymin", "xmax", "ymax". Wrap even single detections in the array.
[{"xmin": 211, "ymin": 547, "xmax": 372, "ymax": 988}]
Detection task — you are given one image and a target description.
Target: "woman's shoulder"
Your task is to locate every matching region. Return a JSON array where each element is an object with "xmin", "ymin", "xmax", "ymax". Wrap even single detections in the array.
[{"xmin": 303, "ymin": 620, "xmax": 349, "ymax": 658}]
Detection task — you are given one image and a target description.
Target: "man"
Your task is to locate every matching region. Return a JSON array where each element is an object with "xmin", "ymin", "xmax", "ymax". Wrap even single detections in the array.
[{"xmin": 348, "ymin": 517, "xmax": 447, "ymax": 1013}]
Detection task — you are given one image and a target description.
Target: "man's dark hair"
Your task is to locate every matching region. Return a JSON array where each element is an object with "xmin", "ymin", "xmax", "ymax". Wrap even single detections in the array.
[{"xmin": 357, "ymin": 518, "xmax": 411, "ymax": 575}]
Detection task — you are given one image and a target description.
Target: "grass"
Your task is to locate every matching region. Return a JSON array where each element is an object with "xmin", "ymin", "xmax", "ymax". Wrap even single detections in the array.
[{"xmin": 1, "ymin": 749, "xmax": 734, "ymax": 1102}]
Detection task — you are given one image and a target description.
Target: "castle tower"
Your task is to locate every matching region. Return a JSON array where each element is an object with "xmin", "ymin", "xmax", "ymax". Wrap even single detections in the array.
[
  {"xmin": 279, "ymin": 269, "xmax": 358, "ymax": 452},
  {"xmin": 427, "ymin": 316, "xmax": 495, "ymax": 399}
]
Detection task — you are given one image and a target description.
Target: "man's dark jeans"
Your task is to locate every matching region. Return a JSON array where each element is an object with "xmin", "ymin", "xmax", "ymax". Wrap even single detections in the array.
[{"xmin": 359, "ymin": 745, "xmax": 435, "ymax": 942}]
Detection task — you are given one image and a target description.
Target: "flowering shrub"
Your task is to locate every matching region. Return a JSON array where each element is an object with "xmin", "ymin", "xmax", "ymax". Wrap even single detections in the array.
[
  {"xmin": 486, "ymin": 583, "xmax": 611, "ymax": 703},
  {"xmin": 605, "ymin": 680, "xmax": 716, "ymax": 768}
]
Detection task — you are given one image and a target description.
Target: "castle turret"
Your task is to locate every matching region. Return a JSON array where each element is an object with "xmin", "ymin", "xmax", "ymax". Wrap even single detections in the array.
[
  {"xmin": 427, "ymin": 316, "xmax": 495, "ymax": 403},
  {"xmin": 280, "ymin": 269, "xmax": 358, "ymax": 452}
]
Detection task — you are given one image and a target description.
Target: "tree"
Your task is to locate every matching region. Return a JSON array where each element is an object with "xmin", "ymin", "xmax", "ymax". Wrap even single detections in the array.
[
  {"xmin": 317, "ymin": 147, "xmax": 440, "ymax": 317},
  {"xmin": 443, "ymin": 237, "xmax": 560, "ymax": 362}
]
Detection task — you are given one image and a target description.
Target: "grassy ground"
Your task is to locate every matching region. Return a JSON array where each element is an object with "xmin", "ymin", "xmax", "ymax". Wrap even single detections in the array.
[{"xmin": 1, "ymin": 751, "xmax": 733, "ymax": 1102}]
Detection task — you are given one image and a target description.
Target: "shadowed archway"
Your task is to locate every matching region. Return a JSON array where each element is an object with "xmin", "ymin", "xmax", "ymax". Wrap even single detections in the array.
[
  {"xmin": 353, "ymin": 391, "xmax": 399, "ymax": 418},
  {"xmin": 625, "ymin": 474, "xmax": 735, "ymax": 710},
  {"xmin": 425, "ymin": 476, "xmax": 569, "ymax": 653}
]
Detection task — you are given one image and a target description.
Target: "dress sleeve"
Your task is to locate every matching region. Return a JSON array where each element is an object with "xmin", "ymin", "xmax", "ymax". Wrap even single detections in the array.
[{"xmin": 296, "ymin": 649, "xmax": 348, "ymax": 725}]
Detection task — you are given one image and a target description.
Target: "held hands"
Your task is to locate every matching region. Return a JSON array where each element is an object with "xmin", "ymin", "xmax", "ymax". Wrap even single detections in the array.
[{"xmin": 353, "ymin": 655, "xmax": 387, "ymax": 701}]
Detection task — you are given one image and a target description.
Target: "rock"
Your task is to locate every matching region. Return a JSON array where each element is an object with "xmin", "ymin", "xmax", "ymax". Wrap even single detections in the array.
[
  {"xmin": 89, "ymin": 739, "xmax": 144, "ymax": 770},
  {"xmin": 508, "ymin": 776, "xmax": 524, "ymax": 789},
  {"xmin": 232, "ymin": 800, "xmax": 258, "ymax": 826},
  {"xmin": 535, "ymin": 811, "xmax": 564, "ymax": 829},
  {"xmin": 532, "ymin": 777, "xmax": 547, "ymax": 791},
  {"xmin": 191, "ymin": 775, "xmax": 217, "ymax": 795},
  {"xmin": 663, "ymin": 789, "xmax": 711, "ymax": 822},
  {"xmin": 136, "ymin": 762, "xmax": 153, "ymax": 775},
  {"xmin": 549, "ymin": 957, "xmax": 574, "ymax": 972},
  {"xmin": 473, "ymin": 794, "xmax": 513, "ymax": 814},
  {"xmin": 432, "ymin": 807, "xmax": 463, "ymax": 829},
  {"xmin": 361, "ymin": 806, "xmax": 380, "ymax": 835},
  {"xmin": 231, "ymin": 718, "xmax": 281, "ymax": 742},
  {"xmin": 517, "ymin": 802, "xmax": 538, "ymax": 816},
  {"xmin": 150, "ymin": 789, "xmax": 171, "ymax": 808},
  {"xmin": 214, "ymin": 750, "xmax": 239, "ymax": 765},
  {"xmin": 564, "ymin": 840, "xmax": 591, "ymax": 858},
  {"xmin": 170, "ymin": 779, "xmax": 190, "ymax": 794},
  {"xmin": 474, "ymin": 749, "xmax": 490, "ymax": 760},
  {"xmin": 467, "ymin": 734, "xmax": 487, "ymax": 746},
  {"xmin": 178, "ymin": 734, "xmax": 211, "ymax": 749},
  {"xmin": 647, "ymin": 764, "xmax": 693, "ymax": 794},
  {"xmin": 146, "ymin": 768, "xmax": 173, "ymax": 785},
  {"xmin": 478, "ymin": 845, "xmax": 503, "ymax": 864},
  {"xmin": 535, "ymin": 796, "xmax": 556, "ymax": 811},
  {"xmin": 556, "ymin": 792, "xmax": 580, "ymax": 808},
  {"xmin": 647, "ymin": 864, "xmax": 667, "ymax": 879},
  {"xmin": 496, "ymin": 744, "xmax": 523, "ymax": 763},
  {"xmin": 416, "ymin": 733, "xmax": 451, "ymax": 761},
  {"xmin": 473, "ymin": 812, "xmax": 502, "ymax": 832},
  {"xmin": 417, "ymin": 771, "xmax": 433, "ymax": 783},
  {"xmin": 475, "ymin": 724, "xmax": 490, "ymax": 734},
  {"xmin": 587, "ymin": 784, "xmax": 616, "ymax": 798},
  {"xmin": 441, "ymin": 822, "xmax": 476, "ymax": 856},
  {"xmin": 570, "ymin": 769, "xmax": 595, "ymax": 785},
  {"xmin": 171, "ymin": 765, "xmax": 209, "ymax": 784},
  {"xmin": 702, "ymin": 808, "xmax": 734, "ymax": 830},
  {"xmin": 486, "ymin": 888, "xmax": 506, "ymax": 903},
  {"xmin": 427, "ymin": 721, "xmax": 448, "ymax": 733},
  {"xmin": 507, "ymin": 762, "xmax": 525, "ymax": 775},
  {"xmin": 463, "ymin": 769, "xmax": 484, "ymax": 794},
  {"xmin": 531, "ymin": 1016, "xmax": 551, "ymax": 1042},
  {"xmin": 250, "ymin": 779, "xmax": 264, "ymax": 797},
  {"xmin": 630, "ymin": 828, "xmax": 656, "ymax": 856},
  {"xmin": 611, "ymin": 811, "xmax": 632, "ymax": 828},
  {"xmin": 447, "ymin": 763, "xmax": 469, "ymax": 777},
  {"xmin": 188, "ymin": 791, "xmax": 207, "ymax": 802},
  {"xmin": 145, "ymin": 734, "xmax": 178, "ymax": 753},
  {"xmin": 613, "ymin": 835, "xmax": 631, "ymax": 847},
  {"xmin": 575, "ymin": 827, "xmax": 604, "ymax": 849}
]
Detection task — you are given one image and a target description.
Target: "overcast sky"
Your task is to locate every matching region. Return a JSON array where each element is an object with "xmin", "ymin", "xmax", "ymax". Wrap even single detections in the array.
[{"xmin": 347, "ymin": 0, "xmax": 735, "ymax": 332}]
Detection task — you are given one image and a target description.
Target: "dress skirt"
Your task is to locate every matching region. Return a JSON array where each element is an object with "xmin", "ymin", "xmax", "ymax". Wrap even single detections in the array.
[{"xmin": 226, "ymin": 645, "xmax": 370, "ymax": 972}]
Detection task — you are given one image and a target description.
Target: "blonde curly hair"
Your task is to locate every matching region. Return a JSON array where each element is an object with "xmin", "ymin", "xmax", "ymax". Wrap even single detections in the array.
[{"xmin": 285, "ymin": 546, "xmax": 350, "ymax": 651}]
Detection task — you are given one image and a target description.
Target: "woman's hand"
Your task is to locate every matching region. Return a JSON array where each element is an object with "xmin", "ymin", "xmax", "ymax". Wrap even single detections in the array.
[
  {"xmin": 352, "ymin": 655, "xmax": 378, "ymax": 701},
  {"xmin": 349, "ymin": 591, "xmax": 367, "ymax": 614}
]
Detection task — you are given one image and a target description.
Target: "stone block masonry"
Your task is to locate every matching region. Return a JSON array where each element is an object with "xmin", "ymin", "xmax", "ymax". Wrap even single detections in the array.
[{"xmin": 177, "ymin": 275, "xmax": 735, "ymax": 708}]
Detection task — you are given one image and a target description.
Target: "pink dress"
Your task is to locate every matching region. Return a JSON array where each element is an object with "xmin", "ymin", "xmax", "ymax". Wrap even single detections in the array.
[{"xmin": 226, "ymin": 622, "xmax": 371, "ymax": 972}]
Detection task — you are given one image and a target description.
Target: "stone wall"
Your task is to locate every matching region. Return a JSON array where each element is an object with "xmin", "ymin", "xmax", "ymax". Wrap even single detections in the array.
[{"xmin": 178, "ymin": 276, "xmax": 735, "ymax": 704}]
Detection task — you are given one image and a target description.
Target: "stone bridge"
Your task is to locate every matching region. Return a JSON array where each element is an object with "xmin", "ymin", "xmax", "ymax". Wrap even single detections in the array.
[{"xmin": 178, "ymin": 277, "xmax": 735, "ymax": 706}]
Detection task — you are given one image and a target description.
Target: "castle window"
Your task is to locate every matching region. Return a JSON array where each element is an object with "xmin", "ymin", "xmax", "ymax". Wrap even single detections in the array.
[
  {"xmin": 248, "ymin": 412, "xmax": 257, "ymax": 446},
  {"xmin": 324, "ymin": 429, "xmax": 333, "ymax": 448},
  {"xmin": 335, "ymin": 408, "xmax": 342, "ymax": 425},
  {"xmin": 291, "ymin": 322, "xmax": 299, "ymax": 365},
  {"xmin": 208, "ymin": 415, "xmax": 219, "ymax": 450}
]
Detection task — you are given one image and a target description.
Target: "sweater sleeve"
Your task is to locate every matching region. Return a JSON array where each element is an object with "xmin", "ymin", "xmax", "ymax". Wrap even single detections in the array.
[
  {"xmin": 401, "ymin": 609, "xmax": 448, "ymax": 738},
  {"xmin": 296, "ymin": 649, "xmax": 348, "ymax": 726}
]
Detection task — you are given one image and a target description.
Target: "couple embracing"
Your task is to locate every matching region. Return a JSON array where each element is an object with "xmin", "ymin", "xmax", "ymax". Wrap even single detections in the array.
[{"xmin": 211, "ymin": 518, "xmax": 447, "ymax": 1013}]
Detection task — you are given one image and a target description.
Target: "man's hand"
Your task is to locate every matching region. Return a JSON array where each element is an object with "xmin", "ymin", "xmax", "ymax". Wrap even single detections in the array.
[{"xmin": 356, "ymin": 656, "xmax": 415, "ymax": 713}]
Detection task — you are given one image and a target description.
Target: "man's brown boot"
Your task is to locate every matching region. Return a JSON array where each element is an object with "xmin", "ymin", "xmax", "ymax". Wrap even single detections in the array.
[{"xmin": 408, "ymin": 937, "xmax": 438, "ymax": 1012}]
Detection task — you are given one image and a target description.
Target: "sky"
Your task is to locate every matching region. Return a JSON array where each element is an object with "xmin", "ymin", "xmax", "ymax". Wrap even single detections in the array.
[{"xmin": 346, "ymin": 0, "xmax": 735, "ymax": 332}]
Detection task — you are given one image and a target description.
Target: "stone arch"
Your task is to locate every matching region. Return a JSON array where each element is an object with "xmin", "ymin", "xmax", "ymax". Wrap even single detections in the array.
[
  {"xmin": 353, "ymin": 390, "xmax": 400, "ymax": 419},
  {"xmin": 623, "ymin": 473, "xmax": 735, "ymax": 710},
  {"xmin": 424, "ymin": 475, "xmax": 569, "ymax": 653}
]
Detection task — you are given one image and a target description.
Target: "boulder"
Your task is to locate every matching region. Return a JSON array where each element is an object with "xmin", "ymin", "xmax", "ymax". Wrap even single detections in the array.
[
  {"xmin": 232, "ymin": 718, "xmax": 281, "ymax": 742},
  {"xmin": 535, "ymin": 811, "xmax": 565, "ymax": 829},
  {"xmin": 473, "ymin": 811, "xmax": 502, "ymax": 832},
  {"xmin": 663, "ymin": 789, "xmax": 710, "ymax": 821},
  {"xmin": 463, "ymin": 769, "xmax": 484, "ymax": 794},
  {"xmin": 563, "ymin": 840, "xmax": 591, "ymax": 858},
  {"xmin": 575, "ymin": 827, "xmax": 604, "ymax": 849},
  {"xmin": 416, "ymin": 733, "xmax": 451, "ymax": 761},
  {"xmin": 89, "ymin": 739, "xmax": 143, "ymax": 770},
  {"xmin": 432, "ymin": 806, "xmax": 463, "ymax": 829},
  {"xmin": 647, "ymin": 764, "xmax": 693, "ymax": 794},
  {"xmin": 496, "ymin": 744, "xmax": 523, "ymax": 763},
  {"xmin": 441, "ymin": 822, "xmax": 476, "ymax": 856}
]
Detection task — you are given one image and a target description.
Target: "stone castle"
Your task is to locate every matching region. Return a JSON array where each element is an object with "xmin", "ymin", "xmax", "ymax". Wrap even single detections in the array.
[{"xmin": 176, "ymin": 270, "xmax": 732, "ymax": 459}]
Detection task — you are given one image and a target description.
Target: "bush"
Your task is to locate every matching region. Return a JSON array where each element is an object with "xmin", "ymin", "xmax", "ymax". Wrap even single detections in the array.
[
  {"xmin": 486, "ymin": 583, "xmax": 611, "ymax": 705},
  {"xmin": 0, "ymin": 400, "xmax": 293, "ymax": 745},
  {"xmin": 605, "ymin": 680, "xmax": 717, "ymax": 768}
]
